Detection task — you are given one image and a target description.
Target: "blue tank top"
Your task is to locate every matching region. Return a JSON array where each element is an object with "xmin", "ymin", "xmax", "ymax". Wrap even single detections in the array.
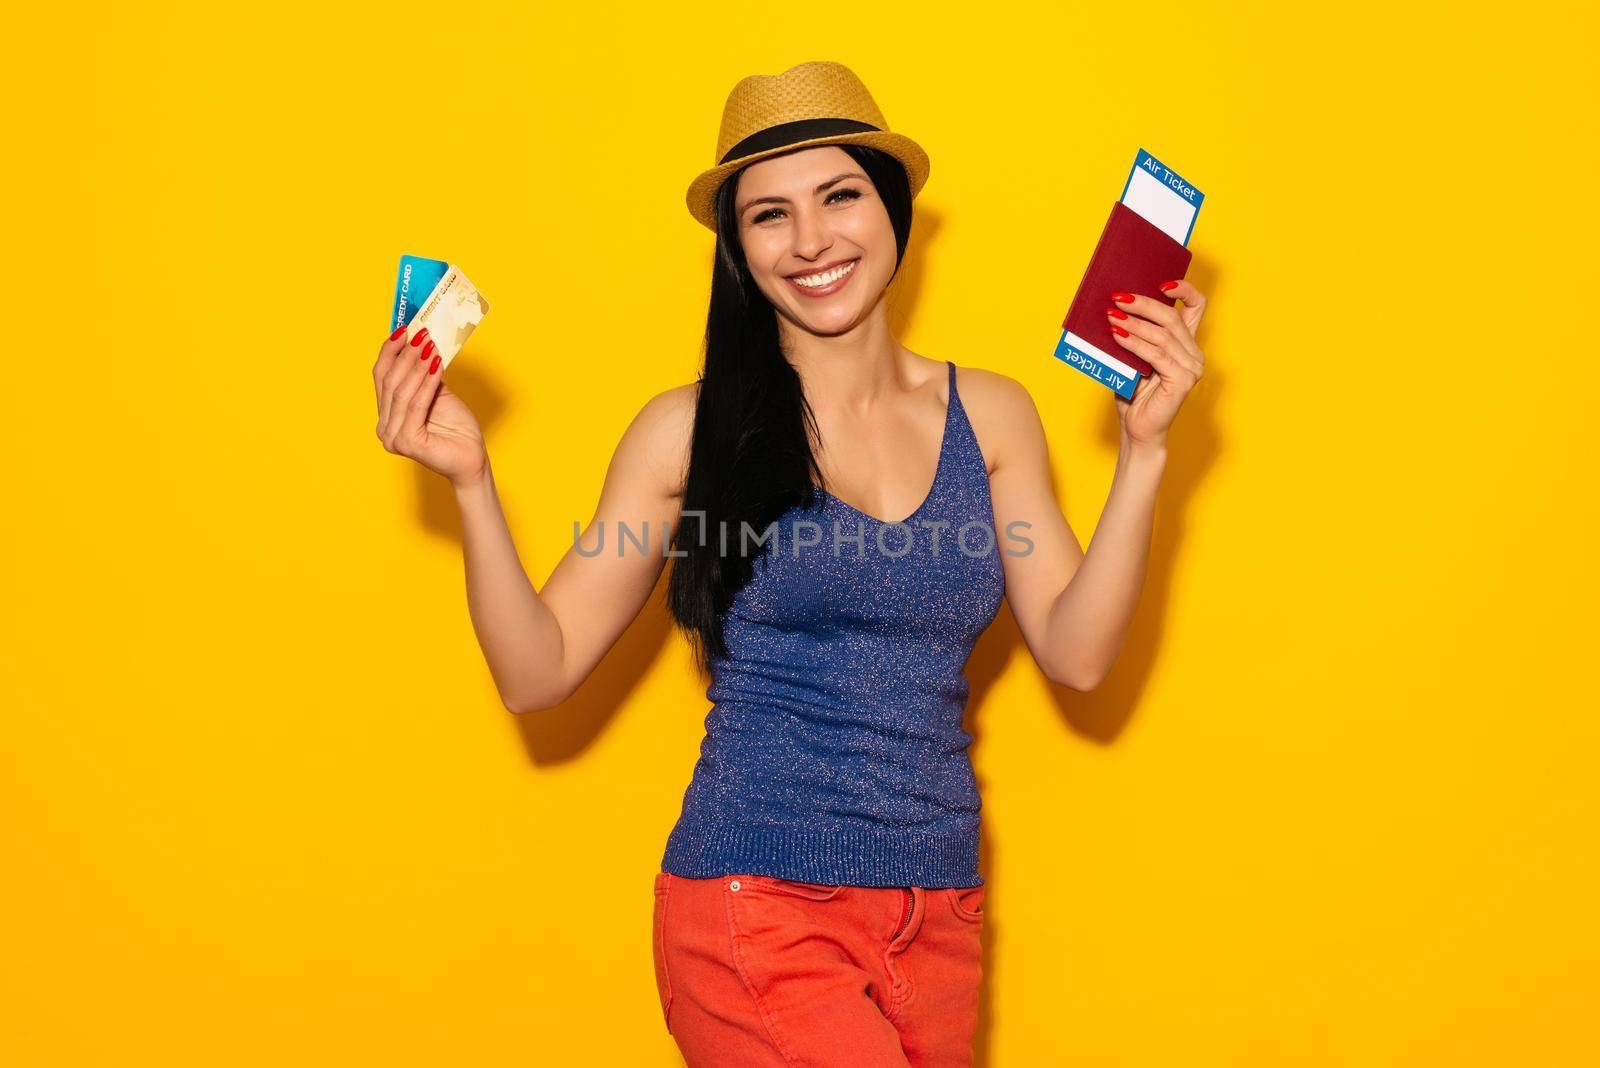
[{"xmin": 660, "ymin": 360, "xmax": 1006, "ymax": 888}]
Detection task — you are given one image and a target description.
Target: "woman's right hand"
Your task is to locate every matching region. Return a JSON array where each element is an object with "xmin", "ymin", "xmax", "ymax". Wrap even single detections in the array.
[{"xmin": 372, "ymin": 325, "xmax": 487, "ymax": 487}]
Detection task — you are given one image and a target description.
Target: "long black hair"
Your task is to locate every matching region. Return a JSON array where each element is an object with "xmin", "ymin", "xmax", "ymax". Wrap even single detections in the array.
[{"xmin": 666, "ymin": 143, "xmax": 915, "ymax": 675}]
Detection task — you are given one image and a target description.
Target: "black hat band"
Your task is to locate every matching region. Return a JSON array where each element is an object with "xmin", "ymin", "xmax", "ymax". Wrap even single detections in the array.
[{"xmin": 719, "ymin": 118, "xmax": 882, "ymax": 165}]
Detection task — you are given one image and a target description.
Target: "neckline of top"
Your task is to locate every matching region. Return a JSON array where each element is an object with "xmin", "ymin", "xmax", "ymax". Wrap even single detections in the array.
[{"xmin": 813, "ymin": 360, "xmax": 958, "ymax": 527}]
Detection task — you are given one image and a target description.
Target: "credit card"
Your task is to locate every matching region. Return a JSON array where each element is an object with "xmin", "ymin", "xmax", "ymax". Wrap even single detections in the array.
[
  {"xmin": 392, "ymin": 254, "xmax": 450, "ymax": 333},
  {"xmin": 400, "ymin": 262, "xmax": 490, "ymax": 372},
  {"xmin": 1119, "ymin": 148, "xmax": 1204, "ymax": 246}
]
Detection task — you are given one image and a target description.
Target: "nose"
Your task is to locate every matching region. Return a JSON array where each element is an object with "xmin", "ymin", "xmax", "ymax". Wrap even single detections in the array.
[{"xmin": 790, "ymin": 204, "xmax": 833, "ymax": 262}]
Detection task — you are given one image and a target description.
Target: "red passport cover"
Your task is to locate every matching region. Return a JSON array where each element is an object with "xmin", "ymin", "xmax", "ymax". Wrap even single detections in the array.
[{"xmin": 1062, "ymin": 200, "xmax": 1194, "ymax": 378}]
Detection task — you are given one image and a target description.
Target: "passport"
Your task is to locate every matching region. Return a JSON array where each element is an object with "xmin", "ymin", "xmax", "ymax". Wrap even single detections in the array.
[
  {"xmin": 390, "ymin": 255, "xmax": 489, "ymax": 371},
  {"xmin": 1054, "ymin": 202, "xmax": 1193, "ymax": 398},
  {"xmin": 1052, "ymin": 149, "xmax": 1201, "ymax": 398}
]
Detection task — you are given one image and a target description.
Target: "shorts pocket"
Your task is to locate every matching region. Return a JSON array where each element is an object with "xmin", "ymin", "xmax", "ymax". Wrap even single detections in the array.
[
  {"xmin": 736, "ymin": 874, "xmax": 847, "ymax": 902},
  {"xmin": 652, "ymin": 872, "xmax": 675, "ymax": 1033},
  {"xmin": 948, "ymin": 884, "xmax": 986, "ymax": 923}
]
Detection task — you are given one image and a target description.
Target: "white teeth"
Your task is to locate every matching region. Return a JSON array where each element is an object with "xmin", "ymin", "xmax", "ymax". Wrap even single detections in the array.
[{"xmin": 791, "ymin": 260, "xmax": 857, "ymax": 288}]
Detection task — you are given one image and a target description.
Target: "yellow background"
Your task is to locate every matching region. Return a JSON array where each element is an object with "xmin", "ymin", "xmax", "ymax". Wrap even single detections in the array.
[{"xmin": 6, "ymin": 2, "xmax": 1596, "ymax": 1064}]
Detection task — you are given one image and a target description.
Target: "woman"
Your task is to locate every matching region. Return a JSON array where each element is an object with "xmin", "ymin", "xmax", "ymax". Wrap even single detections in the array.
[{"xmin": 371, "ymin": 61, "xmax": 1207, "ymax": 1068}]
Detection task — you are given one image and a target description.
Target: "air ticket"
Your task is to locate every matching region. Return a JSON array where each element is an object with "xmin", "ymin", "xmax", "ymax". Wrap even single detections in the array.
[{"xmin": 1118, "ymin": 148, "xmax": 1204, "ymax": 246}]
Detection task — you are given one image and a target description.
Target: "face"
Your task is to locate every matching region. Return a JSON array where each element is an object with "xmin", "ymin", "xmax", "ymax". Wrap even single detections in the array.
[{"xmin": 731, "ymin": 145, "xmax": 899, "ymax": 338}]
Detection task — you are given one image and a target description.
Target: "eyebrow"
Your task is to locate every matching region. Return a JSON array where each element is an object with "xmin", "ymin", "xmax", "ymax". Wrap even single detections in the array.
[{"xmin": 737, "ymin": 172, "xmax": 868, "ymax": 215}]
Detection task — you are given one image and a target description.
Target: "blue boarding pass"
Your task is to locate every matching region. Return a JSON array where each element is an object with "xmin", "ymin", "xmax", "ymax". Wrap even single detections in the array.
[{"xmin": 1118, "ymin": 148, "xmax": 1204, "ymax": 246}]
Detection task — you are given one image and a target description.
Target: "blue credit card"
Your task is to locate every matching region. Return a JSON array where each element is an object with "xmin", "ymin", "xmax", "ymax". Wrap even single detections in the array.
[{"xmin": 391, "ymin": 255, "xmax": 450, "ymax": 332}]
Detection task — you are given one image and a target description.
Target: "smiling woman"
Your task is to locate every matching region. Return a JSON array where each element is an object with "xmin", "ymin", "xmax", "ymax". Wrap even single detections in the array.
[
  {"xmin": 669, "ymin": 135, "xmax": 917, "ymax": 668},
  {"xmin": 372, "ymin": 56, "xmax": 1206, "ymax": 1068},
  {"xmin": 647, "ymin": 61, "xmax": 1007, "ymax": 1066},
  {"xmin": 742, "ymin": 149, "xmax": 910, "ymax": 311}
]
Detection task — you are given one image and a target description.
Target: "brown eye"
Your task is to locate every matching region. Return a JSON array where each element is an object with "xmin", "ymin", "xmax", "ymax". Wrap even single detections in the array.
[{"xmin": 750, "ymin": 188, "xmax": 859, "ymax": 225}]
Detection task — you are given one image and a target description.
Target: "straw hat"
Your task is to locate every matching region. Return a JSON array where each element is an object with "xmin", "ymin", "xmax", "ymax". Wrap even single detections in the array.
[{"xmin": 685, "ymin": 60, "xmax": 930, "ymax": 231}]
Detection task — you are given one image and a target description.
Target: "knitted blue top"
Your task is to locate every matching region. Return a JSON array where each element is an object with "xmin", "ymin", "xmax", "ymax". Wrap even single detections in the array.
[{"xmin": 661, "ymin": 361, "xmax": 1006, "ymax": 889}]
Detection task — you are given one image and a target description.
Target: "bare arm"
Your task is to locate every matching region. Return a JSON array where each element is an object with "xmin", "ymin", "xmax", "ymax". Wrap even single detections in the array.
[
  {"xmin": 967, "ymin": 369, "xmax": 1167, "ymax": 692},
  {"xmin": 953, "ymin": 274, "xmax": 1203, "ymax": 687},
  {"xmin": 454, "ymin": 385, "xmax": 694, "ymax": 713}
]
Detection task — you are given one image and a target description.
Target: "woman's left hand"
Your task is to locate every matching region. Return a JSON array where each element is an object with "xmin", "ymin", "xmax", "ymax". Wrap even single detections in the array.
[{"xmin": 1106, "ymin": 280, "xmax": 1208, "ymax": 449}]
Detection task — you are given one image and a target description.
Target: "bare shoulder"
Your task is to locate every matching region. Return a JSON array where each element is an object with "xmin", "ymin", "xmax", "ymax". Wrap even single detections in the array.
[
  {"xmin": 632, "ymin": 379, "xmax": 699, "ymax": 437},
  {"xmin": 951, "ymin": 363, "xmax": 1047, "ymax": 475},
  {"xmin": 621, "ymin": 379, "xmax": 699, "ymax": 498}
]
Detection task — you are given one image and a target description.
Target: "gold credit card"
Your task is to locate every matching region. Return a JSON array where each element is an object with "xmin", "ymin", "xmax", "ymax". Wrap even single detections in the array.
[{"xmin": 403, "ymin": 263, "xmax": 489, "ymax": 370}]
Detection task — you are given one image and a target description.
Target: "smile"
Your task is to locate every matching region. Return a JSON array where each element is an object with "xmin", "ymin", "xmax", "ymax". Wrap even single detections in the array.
[{"xmin": 785, "ymin": 258, "xmax": 859, "ymax": 296}]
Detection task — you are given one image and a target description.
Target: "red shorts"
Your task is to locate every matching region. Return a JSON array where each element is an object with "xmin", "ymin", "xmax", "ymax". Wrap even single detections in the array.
[{"xmin": 651, "ymin": 871, "xmax": 986, "ymax": 1067}]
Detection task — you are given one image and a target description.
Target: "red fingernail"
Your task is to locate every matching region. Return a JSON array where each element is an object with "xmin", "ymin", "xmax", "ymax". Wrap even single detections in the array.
[
  {"xmin": 1106, "ymin": 306, "xmax": 1128, "ymax": 320},
  {"xmin": 1159, "ymin": 280, "xmax": 1179, "ymax": 292},
  {"xmin": 389, "ymin": 324, "xmax": 406, "ymax": 341},
  {"xmin": 1111, "ymin": 324, "xmax": 1130, "ymax": 337},
  {"xmin": 1111, "ymin": 292, "xmax": 1134, "ymax": 304},
  {"xmin": 410, "ymin": 327, "xmax": 429, "ymax": 348},
  {"xmin": 421, "ymin": 339, "xmax": 435, "ymax": 361},
  {"xmin": 429, "ymin": 353, "xmax": 441, "ymax": 374}
]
